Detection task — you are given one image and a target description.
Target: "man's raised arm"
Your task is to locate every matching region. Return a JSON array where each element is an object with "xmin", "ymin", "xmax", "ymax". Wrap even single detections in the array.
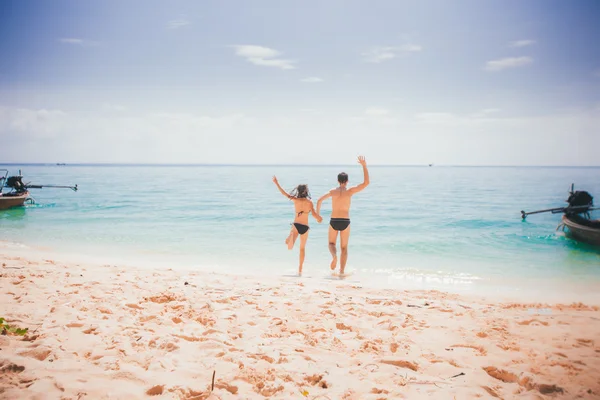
[{"xmin": 348, "ymin": 156, "xmax": 370, "ymax": 194}]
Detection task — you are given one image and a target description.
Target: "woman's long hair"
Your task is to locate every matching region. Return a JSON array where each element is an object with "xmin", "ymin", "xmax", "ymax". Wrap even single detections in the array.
[{"xmin": 290, "ymin": 184, "xmax": 311, "ymax": 199}]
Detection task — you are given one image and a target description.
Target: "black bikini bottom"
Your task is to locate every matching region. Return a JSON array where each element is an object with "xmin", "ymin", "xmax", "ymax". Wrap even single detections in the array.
[
  {"xmin": 330, "ymin": 218, "xmax": 351, "ymax": 231},
  {"xmin": 293, "ymin": 223, "xmax": 310, "ymax": 235}
]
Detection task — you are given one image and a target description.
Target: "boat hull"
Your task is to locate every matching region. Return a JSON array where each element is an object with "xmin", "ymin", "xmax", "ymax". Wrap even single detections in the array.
[
  {"xmin": 0, "ymin": 192, "xmax": 29, "ymax": 210},
  {"xmin": 561, "ymin": 215, "xmax": 600, "ymax": 246}
]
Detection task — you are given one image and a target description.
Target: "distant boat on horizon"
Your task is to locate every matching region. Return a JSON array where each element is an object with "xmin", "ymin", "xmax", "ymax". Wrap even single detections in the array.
[{"xmin": 428, "ymin": 163, "xmax": 434, "ymax": 167}]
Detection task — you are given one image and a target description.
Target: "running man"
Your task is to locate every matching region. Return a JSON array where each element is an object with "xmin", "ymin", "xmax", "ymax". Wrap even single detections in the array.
[{"xmin": 316, "ymin": 156, "xmax": 370, "ymax": 276}]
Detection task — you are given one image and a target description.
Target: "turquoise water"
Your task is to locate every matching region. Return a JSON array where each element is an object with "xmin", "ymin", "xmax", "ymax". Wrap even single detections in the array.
[{"xmin": 1, "ymin": 164, "xmax": 599, "ymax": 296}]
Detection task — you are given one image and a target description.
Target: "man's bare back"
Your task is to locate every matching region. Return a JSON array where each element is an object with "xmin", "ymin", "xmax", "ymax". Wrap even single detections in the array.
[
  {"xmin": 317, "ymin": 156, "xmax": 370, "ymax": 276},
  {"xmin": 329, "ymin": 186, "xmax": 353, "ymax": 219}
]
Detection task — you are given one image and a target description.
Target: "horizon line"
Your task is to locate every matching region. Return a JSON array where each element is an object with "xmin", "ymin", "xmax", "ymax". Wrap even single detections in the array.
[{"xmin": 1, "ymin": 163, "xmax": 600, "ymax": 168}]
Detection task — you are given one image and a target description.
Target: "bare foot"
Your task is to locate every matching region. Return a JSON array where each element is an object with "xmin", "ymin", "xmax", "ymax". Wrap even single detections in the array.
[
  {"xmin": 339, "ymin": 270, "xmax": 351, "ymax": 279},
  {"xmin": 330, "ymin": 256, "xmax": 337, "ymax": 271}
]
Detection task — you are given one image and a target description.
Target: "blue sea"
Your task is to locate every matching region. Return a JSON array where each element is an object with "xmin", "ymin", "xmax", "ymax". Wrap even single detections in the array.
[{"xmin": 1, "ymin": 164, "xmax": 599, "ymax": 300}]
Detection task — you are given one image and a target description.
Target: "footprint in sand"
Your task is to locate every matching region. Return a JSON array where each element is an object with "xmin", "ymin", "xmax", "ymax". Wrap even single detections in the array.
[
  {"xmin": 575, "ymin": 338, "xmax": 594, "ymax": 347},
  {"xmin": 336, "ymin": 322, "xmax": 352, "ymax": 331},
  {"xmin": 146, "ymin": 385, "xmax": 164, "ymax": 396},
  {"xmin": 517, "ymin": 319, "xmax": 549, "ymax": 326},
  {"xmin": 0, "ymin": 362, "xmax": 35, "ymax": 390},
  {"xmin": 380, "ymin": 359, "xmax": 419, "ymax": 371},
  {"xmin": 451, "ymin": 344, "xmax": 487, "ymax": 356},
  {"xmin": 483, "ymin": 366, "xmax": 518, "ymax": 383}
]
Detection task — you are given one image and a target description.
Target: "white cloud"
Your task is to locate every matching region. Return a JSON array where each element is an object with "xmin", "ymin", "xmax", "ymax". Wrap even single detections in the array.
[
  {"xmin": 362, "ymin": 44, "xmax": 422, "ymax": 63},
  {"xmin": 415, "ymin": 109, "xmax": 506, "ymax": 125},
  {"xmin": 59, "ymin": 38, "xmax": 99, "ymax": 47},
  {"xmin": 150, "ymin": 112, "xmax": 246, "ymax": 129},
  {"xmin": 0, "ymin": 106, "xmax": 68, "ymax": 138},
  {"xmin": 60, "ymin": 38, "xmax": 83, "ymax": 45},
  {"xmin": 365, "ymin": 107, "xmax": 390, "ymax": 116},
  {"xmin": 102, "ymin": 103, "xmax": 127, "ymax": 112},
  {"xmin": 469, "ymin": 108, "xmax": 501, "ymax": 118},
  {"xmin": 414, "ymin": 112, "xmax": 460, "ymax": 124},
  {"xmin": 399, "ymin": 44, "xmax": 422, "ymax": 52},
  {"xmin": 485, "ymin": 56, "xmax": 533, "ymax": 71},
  {"xmin": 509, "ymin": 39, "xmax": 536, "ymax": 48},
  {"xmin": 232, "ymin": 45, "xmax": 296, "ymax": 70},
  {"xmin": 481, "ymin": 108, "xmax": 501, "ymax": 114},
  {"xmin": 301, "ymin": 77, "xmax": 323, "ymax": 83},
  {"xmin": 2, "ymin": 105, "xmax": 599, "ymax": 166},
  {"xmin": 167, "ymin": 18, "xmax": 190, "ymax": 29}
]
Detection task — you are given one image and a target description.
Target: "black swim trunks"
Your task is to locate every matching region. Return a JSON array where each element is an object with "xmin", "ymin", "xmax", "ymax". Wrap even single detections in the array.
[
  {"xmin": 293, "ymin": 223, "xmax": 310, "ymax": 235},
  {"xmin": 330, "ymin": 218, "xmax": 350, "ymax": 231}
]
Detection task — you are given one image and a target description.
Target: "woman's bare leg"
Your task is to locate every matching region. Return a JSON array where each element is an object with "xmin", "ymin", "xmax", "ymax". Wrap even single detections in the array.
[
  {"xmin": 298, "ymin": 231, "xmax": 309, "ymax": 276},
  {"xmin": 285, "ymin": 225, "xmax": 298, "ymax": 250}
]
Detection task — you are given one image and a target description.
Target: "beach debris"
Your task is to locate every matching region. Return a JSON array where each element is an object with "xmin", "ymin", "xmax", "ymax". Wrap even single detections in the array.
[
  {"xmin": 538, "ymin": 384, "xmax": 564, "ymax": 395},
  {"xmin": 449, "ymin": 372, "xmax": 465, "ymax": 379},
  {"xmin": 407, "ymin": 305, "xmax": 421, "ymax": 308},
  {"xmin": 0, "ymin": 317, "xmax": 28, "ymax": 336},
  {"xmin": 185, "ymin": 281, "xmax": 189, "ymax": 285}
]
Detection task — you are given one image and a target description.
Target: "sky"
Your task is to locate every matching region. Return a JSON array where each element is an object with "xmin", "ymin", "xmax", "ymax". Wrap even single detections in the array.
[{"xmin": 0, "ymin": 0, "xmax": 599, "ymax": 165}]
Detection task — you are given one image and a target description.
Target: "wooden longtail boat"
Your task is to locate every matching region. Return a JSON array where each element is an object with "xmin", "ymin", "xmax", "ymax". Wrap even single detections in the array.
[
  {"xmin": 0, "ymin": 191, "xmax": 30, "ymax": 210},
  {"xmin": 521, "ymin": 184, "xmax": 599, "ymax": 247},
  {"xmin": 559, "ymin": 214, "xmax": 600, "ymax": 247},
  {"xmin": 0, "ymin": 169, "xmax": 77, "ymax": 210}
]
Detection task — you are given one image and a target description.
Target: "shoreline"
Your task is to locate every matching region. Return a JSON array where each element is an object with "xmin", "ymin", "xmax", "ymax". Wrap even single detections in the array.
[
  {"xmin": 2, "ymin": 239, "xmax": 600, "ymax": 305},
  {"xmin": 1, "ymin": 249, "xmax": 600, "ymax": 399}
]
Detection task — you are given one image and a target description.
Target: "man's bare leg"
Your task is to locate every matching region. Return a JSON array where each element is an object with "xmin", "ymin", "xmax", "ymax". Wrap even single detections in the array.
[
  {"xmin": 328, "ymin": 226, "xmax": 338, "ymax": 271},
  {"xmin": 339, "ymin": 226, "xmax": 351, "ymax": 275},
  {"xmin": 298, "ymin": 232, "xmax": 309, "ymax": 276},
  {"xmin": 285, "ymin": 226, "xmax": 298, "ymax": 250}
]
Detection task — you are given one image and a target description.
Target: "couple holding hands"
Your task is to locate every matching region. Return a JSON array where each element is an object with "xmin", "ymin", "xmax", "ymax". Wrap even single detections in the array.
[{"xmin": 272, "ymin": 156, "xmax": 370, "ymax": 277}]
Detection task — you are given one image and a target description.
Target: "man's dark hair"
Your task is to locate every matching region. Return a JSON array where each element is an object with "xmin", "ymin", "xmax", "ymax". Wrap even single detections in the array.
[{"xmin": 338, "ymin": 172, "xmax": 348, "ymax": 184}]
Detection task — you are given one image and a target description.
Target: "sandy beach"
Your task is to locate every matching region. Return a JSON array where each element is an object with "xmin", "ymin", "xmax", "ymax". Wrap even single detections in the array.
[{"xmin": 1, "ymin": 251, "xmax": 599, "ymax": 400}]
